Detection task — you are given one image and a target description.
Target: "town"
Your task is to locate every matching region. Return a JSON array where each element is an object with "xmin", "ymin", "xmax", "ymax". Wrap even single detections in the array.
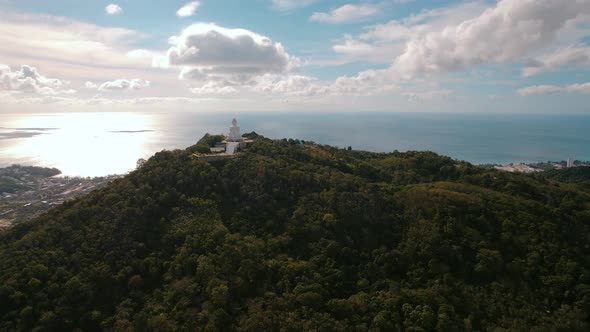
[
  {"xmin": 0, "ymin": 165, "xmax": 120, "ymax": 230},
  {"xmin": 487, "ymin": 157, "xmax": 590, "ymax": 174}
]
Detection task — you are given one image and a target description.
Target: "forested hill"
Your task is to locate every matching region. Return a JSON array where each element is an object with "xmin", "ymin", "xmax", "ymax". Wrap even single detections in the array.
[{"xmin": 1, "ymin": 135, "xmax": 590, "ymax": 331}]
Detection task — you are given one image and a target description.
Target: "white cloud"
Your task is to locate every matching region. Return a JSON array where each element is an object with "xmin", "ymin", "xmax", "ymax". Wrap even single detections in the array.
[
  {"xmin": 1, "ymin": 94, "xmax": 223, "ymax": 108},
  {"xmin": 166, "ymin": 23, "xmax": 297, "ymax": 89},
  {"xmin": 523, "ymin": 45, "xmax": 590, "ymax": 77},
  {"xmin": 0, "ymin": 64, "xmax": 75, "ymax": 95},
  {"xmin": 0, "ymin": 12, "xmax": 153, "ymax": 78},
  {"xmin": 190, "ymin": 82, "xmax": 237, "ymax": 94},
  {"xmin": 569, "ymin": 83, "xmax": 590, "ymax": 94},
  {"xmin": 98, "ymin": 79, "xmax": 150, "ymax": 91},
  {"xmin": 85, "ymin": 81, "xmax": 98, "ymax": 89},
  {"xmin": 517, "ymin": 82, "xmax": 590, "ymax": 95},
  {"xmin": 333, "ymin": 34, "xmax": 404, "ymax": 63},
  {"xmin": 163, "ymin": 24, "xmax": 324, "ymax": 97},
  {"xmin": 391, "ymin": 0, "xmax": 590, "ymax": 78},
  {"xmin": 253, "ymin": 74, "xmax": 327, "ymax": 96},
  {"xmin": 126, "ymin": 49, "xmax": 152, "ymax": 59},
  {"xmin": 177, "ymin": 1, "xmax": 201, "ymax": 17},
  {"xmin": 310, "ymin": 4, "xmax": 380, "ymax": 24},
  {"xmin": 402, "ymin": 89, "xmax": 453, "ymax": 101},
  {"xmin": 0, "ymin": 11, "xmax": 191, "ymax": 101},
  {"xmin": 332, "ymin": 2, "xmax": 488, "ymax": 63},
  {"xmin": 333, "ymin": 0, "xmax": 590, "ymax": 74},
  {"xmin": 272, "ymin": 0, "xmax": 318, "ymax": 11},
  {"xmin": 326, "ymin": 0, "xmax": 590, "ymax": 99},
  {"xmin": 105, "ymin": 4, "xmax": 123, "ymax": 15},
  {"xmin": 329, "ymin": 69, "xmax": 400, "ymax": 96}
]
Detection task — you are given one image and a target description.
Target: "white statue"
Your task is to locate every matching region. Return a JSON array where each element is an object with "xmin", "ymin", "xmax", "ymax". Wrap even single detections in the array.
[{"xmin": 228, "ymin": 118, "xmax": 243, "ymax": 142}]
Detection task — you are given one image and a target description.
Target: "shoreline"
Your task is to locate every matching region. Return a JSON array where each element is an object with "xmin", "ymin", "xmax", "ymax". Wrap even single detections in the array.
[{"xmin": 1, "ymin": 165, "xmax": 121, "ymax": 229}]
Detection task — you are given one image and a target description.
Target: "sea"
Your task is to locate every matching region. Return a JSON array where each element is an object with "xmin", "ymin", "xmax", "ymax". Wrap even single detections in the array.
[{"xmin": 1, "ymin": 111, "xmax": 589, "ymax": 177}]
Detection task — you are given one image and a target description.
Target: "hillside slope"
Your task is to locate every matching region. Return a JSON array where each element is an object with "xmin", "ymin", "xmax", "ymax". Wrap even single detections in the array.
[{"xmin": 1, "ymin": 136, "xmax": 590, "ymax": 331}]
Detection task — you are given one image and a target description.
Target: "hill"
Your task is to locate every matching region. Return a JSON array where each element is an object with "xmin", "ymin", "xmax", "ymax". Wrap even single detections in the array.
[
  {"xmin": 1, "ymin": 135, "xmax": 590, "ymax": 331},
  {"xmin": 541, "ymin": 167, "xmax": 590, "ymax": 185}
]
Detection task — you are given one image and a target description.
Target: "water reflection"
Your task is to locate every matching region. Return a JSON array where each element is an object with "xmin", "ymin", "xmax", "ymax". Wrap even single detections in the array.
[{"xmin": 2, "ymin": 113, "xmax": 156, "ymax": 177}]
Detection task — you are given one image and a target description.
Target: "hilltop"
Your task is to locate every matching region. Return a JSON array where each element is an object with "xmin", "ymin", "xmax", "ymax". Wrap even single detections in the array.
[{"xmin": 1, "ymin": 135, "xmax": 589, "ymax": 331}]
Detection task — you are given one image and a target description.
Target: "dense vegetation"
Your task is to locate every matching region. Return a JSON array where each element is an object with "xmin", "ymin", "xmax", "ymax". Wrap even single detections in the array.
[
  {"xmin": 541, "ymin": 166, "xmax": 590, "ymax": 185},
  {"xmin": 1, "ymin": 136, "xmax": 589, "ymax": 331},
  {"xmin": 188, "ymin": 134, "xmax": 226, "ymax": 154},
  {"xmin": 0, "ymin": 165, "xmax": 61, "ymax": 178}
]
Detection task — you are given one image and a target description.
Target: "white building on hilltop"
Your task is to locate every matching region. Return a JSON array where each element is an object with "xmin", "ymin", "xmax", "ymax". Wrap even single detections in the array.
[
  {"xmin": 567, "ymin": 156, "xmax": 575, "ymax": 168},
  {"xmin": 228, "ymin": 118, "xmax": 243, "ymax": 142}
]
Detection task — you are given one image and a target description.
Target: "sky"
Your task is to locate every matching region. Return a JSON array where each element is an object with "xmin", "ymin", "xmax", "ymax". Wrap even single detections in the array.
[{"xmin": 0, "ymin": 0, "xmax": 589, "ymax": 113}]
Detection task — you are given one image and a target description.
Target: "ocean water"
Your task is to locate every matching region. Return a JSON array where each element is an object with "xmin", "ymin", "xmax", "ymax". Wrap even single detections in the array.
[{"xmin": 1, "ymin": 111, "xmax": 589, "ymax": 177}]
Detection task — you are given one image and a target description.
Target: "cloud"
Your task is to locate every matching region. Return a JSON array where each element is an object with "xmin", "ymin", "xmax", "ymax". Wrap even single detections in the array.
[
  {"xmin": 166, "ymin": 23, "xmax": 296, "ymax": 89},
  {"xmin": 177, "ymin": 1, "xmax": 201, "ymax": 17},
  {"xmin": 98, "ymin": 79, "xmax": 150, "ymax": 91},
  {"xmin": 568, "ymin": 83, "xmax": 590, "ymax": 94},
  {"xmin": 517, "ymin": 82, "xmax": 590, "ymax": 95},
  {"xmin": 0, "ymin": 12, "xmax": 153, "ymax": 78},
  {"xmin": 523, "ymin": 45, "xmax": 590, "ymax": 77},
  {"xmin": 333, "ymin": 34, "xmax": 404, "ymax": 63},
  {"xmin": 0, "ymin": 64, "xmax": 75, "ymax": 95},
  {"xmin": 332, "ymin": 2, "xmax": 488, "ymax": 63},
  {"xmin": 85, "ymin": 81, "xmax": 98, "ymax": 89},
  {"xmin": 190, "ymin": 82, "xmax": 238, "ymax": 94},
  {"xmin": 0, "ymin": 94, "xmax": 224, "ymax": 107},
  {"xmin": 105, "ymin": 4, "xmax": 123, "ymax": 15},
  {"xmin": 272, "ymin": 0, "xmax": 318, "ymax": 11},
  {"xmin": 402, "ymin": 89, "xmax": 453, "ymax": 101},
  {"xmin": 253, "ymin": 74, "xmax": 327, "ymax": 96},
  {"xmin": 125, "ymin": 49, "xmax": 166, "ymax": 68},
  {"xmin": 310, "ymin": 4, "xmax": 380, "ymax": 24},
  {"xmin": 325, "ymin": 0, "xmax": 590, "ymax": 99},
  {"xmin": 327, "ymin": 69, "xmax": 399, "ymax": 96},
  {"xmin": 126, "ymin": 49, "xmax": 152, "ymax": 59},
  {"xmin": 391, "ymin": 0, "xmax": 590, "ymax": 78}
]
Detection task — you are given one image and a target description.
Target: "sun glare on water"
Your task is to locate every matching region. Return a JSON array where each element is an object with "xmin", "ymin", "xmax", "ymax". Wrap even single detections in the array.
[{"xmin": 4, "ymin": 112, "xmax": 156, "ymax": 177}]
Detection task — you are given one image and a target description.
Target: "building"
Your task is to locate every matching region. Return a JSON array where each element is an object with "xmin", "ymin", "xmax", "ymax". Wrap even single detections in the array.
[
  {"xmin": 567, "ymin": 156, "xmax": 575, "ymax": 168},
  {"xmin": 228, "ymin": 118, "xmax": 243, "ymax": 142},
  {"xmin": 210, "ymin": 146, "xmax": 226, "ymax": 153},
  {"xmin": 210, "ymin": 142, "xmax": 227, "ymax": 153},
  {"xmin": 192, "ymin": 118, "xmax": 256, "ymax": 163},
  {"xmin": 494, "ymin": 163, "xmax": 541, "ymax": 173}
]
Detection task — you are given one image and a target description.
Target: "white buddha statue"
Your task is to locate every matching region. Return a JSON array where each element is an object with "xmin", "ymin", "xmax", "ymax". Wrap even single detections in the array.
[{"xmin": 228, "ymin": 118, "xmax": 243, "ymax": 142}]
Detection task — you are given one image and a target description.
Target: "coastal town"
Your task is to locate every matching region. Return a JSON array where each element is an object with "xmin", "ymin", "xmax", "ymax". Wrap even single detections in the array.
[
  {"xmin": 0, "ymin": 165, "xmax": 120, "ymax": 230},
  {"xmin": 489, "ymin": 157, "xmax": 589, "ymax": 173}
]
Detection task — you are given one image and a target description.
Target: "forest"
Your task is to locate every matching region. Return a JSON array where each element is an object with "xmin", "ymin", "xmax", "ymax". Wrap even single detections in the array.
[{"xmin": 1, "ymin": 134, "xmax": 589, "ymax": 331}]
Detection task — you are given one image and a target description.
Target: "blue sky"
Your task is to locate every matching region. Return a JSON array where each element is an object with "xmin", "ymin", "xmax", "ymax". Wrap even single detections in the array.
[{"xmin": 0, "ymin": 0, "xmax": 589, "ymax": 113}]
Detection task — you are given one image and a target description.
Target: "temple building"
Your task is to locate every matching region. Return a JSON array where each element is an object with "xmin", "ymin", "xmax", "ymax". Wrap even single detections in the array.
[
  {"xmin": 228, "ymin": 118, "xmax": 243, "ymax": 142},
  {"xmin": 193, "ymin": 118, "xmax": 255, "ymax": 162}
]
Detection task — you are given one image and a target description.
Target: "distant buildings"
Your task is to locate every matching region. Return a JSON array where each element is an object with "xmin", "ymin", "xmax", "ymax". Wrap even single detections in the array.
[
  {"xmin": 494, "ymin": 163, "xmax": 542, "ymax": 173},
  {"xmin": 567, "ymin": 156, "xmax": 575, "ymax": 168}
]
